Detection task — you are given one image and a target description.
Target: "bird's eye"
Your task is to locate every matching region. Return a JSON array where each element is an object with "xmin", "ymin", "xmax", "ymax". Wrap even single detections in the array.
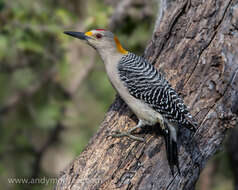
[{"xmin": 96, "ymin": 33, "xmax": 102, "ymax": 39}]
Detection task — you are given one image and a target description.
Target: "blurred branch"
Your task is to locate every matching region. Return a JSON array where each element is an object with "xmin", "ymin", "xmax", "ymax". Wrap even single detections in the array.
[
  {"xmin": 108, "ymin": 0, "xmax": 154, "ymax": 31},
  {"xmin": 227, "ymin": 128, "xmax": 238, "ymax": 190},
  {"xmin": 0, "ymin": 68, "xmax": 57, "ymax": 115},
  {"xmin": 67, "ymin": 52, "xmax": 96, "ymax": 95},
  {"xmin": 32, "ymin": 120, "xmax": 64, "ymax": 178},
  {"xmin": 108, "ymin": 0, "xmax": 132, "ymax": 30},
  {"xmin": 0, "ymin": 62, "xmax": 33, "ymax": 73}
]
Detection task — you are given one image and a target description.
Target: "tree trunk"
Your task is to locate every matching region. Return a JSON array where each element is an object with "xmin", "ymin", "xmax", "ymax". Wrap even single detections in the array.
[{"xmin": 55, "ymin": 0, "xmax": 238, "ymax": 189}]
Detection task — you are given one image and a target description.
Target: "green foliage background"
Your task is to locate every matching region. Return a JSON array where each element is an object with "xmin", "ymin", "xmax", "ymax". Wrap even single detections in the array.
[{"xmin": 0, "ymin": 0, "xmax": 234, "ymax": 190}]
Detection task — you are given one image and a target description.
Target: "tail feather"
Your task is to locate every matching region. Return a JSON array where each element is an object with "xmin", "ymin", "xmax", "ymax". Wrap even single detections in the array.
[
  {"xmin": 164, "ymin": 128, "xmax": 180, "ymax": 176},
  {"xmin": 164, "ymin": 113, "xmax": 196, "ymax": 175}
]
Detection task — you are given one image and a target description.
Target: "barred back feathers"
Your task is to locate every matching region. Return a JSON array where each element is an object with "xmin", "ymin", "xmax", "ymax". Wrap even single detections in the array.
[{"xmin": 118, "ymin": 53, "xmax": 197, "ymax": 131}]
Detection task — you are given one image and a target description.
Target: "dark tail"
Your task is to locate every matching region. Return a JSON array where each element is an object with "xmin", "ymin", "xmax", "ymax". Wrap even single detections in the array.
[{"xmin": 164, "ymin": 128, "xmax": 180, "ymax": 176}]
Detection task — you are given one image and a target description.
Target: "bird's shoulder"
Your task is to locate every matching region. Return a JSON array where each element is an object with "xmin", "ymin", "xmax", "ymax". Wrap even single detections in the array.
[
  {"xmin": 117, "ymin": 52, "xmax": 168, "ymax": 91},
  {"xmin": 118, "ymin": 52, "xmax": 149, "ymax": 69}
]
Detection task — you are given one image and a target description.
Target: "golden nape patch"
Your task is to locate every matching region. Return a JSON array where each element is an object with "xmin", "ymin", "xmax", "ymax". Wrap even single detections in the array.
[
  {"xmin": 85, "ymin": 31, "xmax": 93, "ymax": 37},
  {"xmin": 114, "ymin": 36, "xmax": 128, "ymax": 54}
]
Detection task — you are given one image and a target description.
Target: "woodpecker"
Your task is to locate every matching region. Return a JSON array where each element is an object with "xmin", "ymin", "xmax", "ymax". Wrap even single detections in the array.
[{"xmin": 64, "ymin": 29, "xmax": 197, "ymax": 175}]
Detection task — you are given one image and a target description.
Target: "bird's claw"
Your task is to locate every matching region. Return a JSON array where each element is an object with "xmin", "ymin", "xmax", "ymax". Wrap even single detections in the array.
[{"xmin": 109, "ymin": 130, "xmax": 144, "ymax": 142}]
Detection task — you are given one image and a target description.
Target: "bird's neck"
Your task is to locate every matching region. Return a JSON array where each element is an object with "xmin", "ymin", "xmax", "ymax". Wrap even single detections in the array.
[
  {"xmin": 98, "ymin": 48, "xmax": 124, "ymax": 67},
  {"xmin": 97, "ymin": 37, "xmax": 128, "ymax": 65},
  {"xmin": 114, "ymin": 36, "xmax": 128, "ymax": 54}
]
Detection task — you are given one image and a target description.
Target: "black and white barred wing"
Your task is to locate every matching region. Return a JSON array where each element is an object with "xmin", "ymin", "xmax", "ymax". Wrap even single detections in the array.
[{"xmin": 118, "ymin": 53, "xmax": 197, "ymax": 130}]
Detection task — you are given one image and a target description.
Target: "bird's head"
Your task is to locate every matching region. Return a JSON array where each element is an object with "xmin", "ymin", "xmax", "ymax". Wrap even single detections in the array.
[{"xmin": 64, "ymin": 29, "xmax": 128, "ymax": 55}]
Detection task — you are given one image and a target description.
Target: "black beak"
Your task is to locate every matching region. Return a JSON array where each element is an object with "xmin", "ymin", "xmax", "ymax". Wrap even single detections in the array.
[{"xmin": 64, "ymin": 31, "xmax": 90, "ymax": 40}]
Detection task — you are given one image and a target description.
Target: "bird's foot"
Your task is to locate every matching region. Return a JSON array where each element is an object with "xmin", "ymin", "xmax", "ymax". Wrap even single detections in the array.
[{"xmin": 109, "ymin": 130, "xmax": 144, "ymax": 142}]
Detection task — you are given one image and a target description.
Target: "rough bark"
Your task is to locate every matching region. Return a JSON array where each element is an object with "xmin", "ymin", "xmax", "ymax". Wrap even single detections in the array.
[{"xmin": 55, "ymin": 0, "xmax": 238, "ymax": 189}]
